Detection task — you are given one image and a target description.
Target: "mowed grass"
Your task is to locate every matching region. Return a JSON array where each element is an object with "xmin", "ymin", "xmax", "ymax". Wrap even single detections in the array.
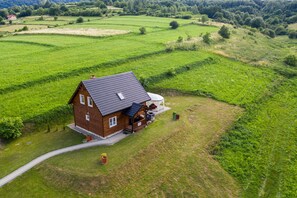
[
  {"xmin": 0, "ymin": 22, "xmax": 217, "ymax": 90},
  {"xmin": 0, "ymin": 96, "xmax": 243, "ymax": 197},
  {"xmin": 0, "ymin": 51, "xmax": 212, "ymax": 120},
  {"xmin": 152, "ymin": 54, "xmax": 279, "ymax": 106},
  {"xmin": 0, "ymin": 127, "xmax": 84, "ymax": 178},
  {"xmin": 215, "ymin": 78, "xmax": 297, "ymax": 197},
  {"xmin": 0, "ymin": 24, "xmax": 47, "ymax": 32}
]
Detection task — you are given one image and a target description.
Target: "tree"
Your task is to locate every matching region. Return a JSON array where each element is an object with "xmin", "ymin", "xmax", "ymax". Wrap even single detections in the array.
[
  {"xmin": 139, "ymin": 27, "xmax": 146, "ymax": 34},
  {"xmin": 201, "ymin": 15, "xmax": 209, "ymax": 24},
  {"xmin": 0, "ymin": 117, "xmax": 23, "ymax": 139},
  {"xmin": 169, "ymin": 21, "xmax": 179, "ymax": 29},
  {"xmin": 288, "ymin": 31, "xmax": 297, "ymax": 39},
  {"xmin": 251, "ymin": 17, "xmax": 265, "ymax": 29},
  {"xmin": 203, "ymin": 32, "xmax": 211, "ymax": 44},
  {"xmin": 284, "ymin": 55, "xmax": 297, "ymax": 67},
  {"xmin": 0, "ymin": 9, "xmax": 8, "ymax": 18},
  {"xmin": 0, "ymin": 16, "xmax": 4, "ymax": 25},
  {"xmin": 177, "ymin": 36, "xmax": 183, "ymax": 42},
  {"xmin": 263, "ymin": 29, "xmax": 275, "ymax": 38},
  {"xmin": 218, "ymin": 25, "xmax": 231, "ymax": 39},
  {"xmin": 76, "ymin": 17, "xmax": 84, "ymax": 23}
]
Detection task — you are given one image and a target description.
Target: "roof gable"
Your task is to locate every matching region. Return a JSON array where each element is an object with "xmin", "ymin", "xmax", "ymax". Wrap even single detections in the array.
[{"xmin": 70, "ymin": 72, "xmax": 150, "ymax": 116}]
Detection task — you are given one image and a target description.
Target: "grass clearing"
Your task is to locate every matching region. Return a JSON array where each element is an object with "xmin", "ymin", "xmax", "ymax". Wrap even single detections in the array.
[
  {"xmin": 215, "ymin": 78, "xmax": 297, "ymax": 197},
  {"xmin": 152, "ymin": 54, "xmax": 279, "ymax": 106},
  {"xmin": 0, "ymin": 96, "xmax": 243, "ymax": 197},
  {"xmin": 0, "ymin": 24, "xmax": 47, "ymax": 32},
  {"xmin": 17, "ymin": 28, "xmax": 130, "ymax": 37},
  {"xmin": 0, "ymin": 51, "xmax": 212, "ymax": 120},
  {"xmin": 0, "ymin": 127, "xmax": 84, "ymax": 178},
  {"xmin": 211, "ymin": 28, "xmax": 297, "ymax": 69}
]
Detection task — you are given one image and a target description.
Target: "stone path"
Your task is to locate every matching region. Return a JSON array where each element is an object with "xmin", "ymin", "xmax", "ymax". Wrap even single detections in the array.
[{"xmin": 0, "ymin": 132, "xmax": 128, "ymax": 188}]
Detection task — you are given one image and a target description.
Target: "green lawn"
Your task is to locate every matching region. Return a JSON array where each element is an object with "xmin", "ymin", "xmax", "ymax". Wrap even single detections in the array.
[
  {"xmin": 0, "ymin": 96, "xmax": 243, "ymax": 197},
  {"xmin": 152, "ymin": 54, "xmax": 279, "ymax": 106},
  {"xmin": 0, "ymin": 127, "xmax": 84, "ymax": 178},
  {"xmin": 0, "ymin": 51, "xmax": 212, "ymax": 120},
  {"xmin": 215, "ymin": 78, "xmax": 297, "ymax": 197},
  {"xmin": 0, "ymin": 23, "xmax": 217, "ymax": 90}
]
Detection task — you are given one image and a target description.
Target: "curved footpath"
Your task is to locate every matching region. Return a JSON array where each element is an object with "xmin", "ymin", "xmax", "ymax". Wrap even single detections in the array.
[{"xmin": 0, "ymin": 132, "xmax": 128, "ymax": 188}]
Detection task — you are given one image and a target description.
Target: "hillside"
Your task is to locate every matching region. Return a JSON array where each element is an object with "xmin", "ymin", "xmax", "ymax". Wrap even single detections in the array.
[
  {"xmin": 0, "ymin": 0, "xmax": 79, "ymax": 8},
  {"xmin": 0, "ymin": 13, "xmax": 296, "ymax": 197}
]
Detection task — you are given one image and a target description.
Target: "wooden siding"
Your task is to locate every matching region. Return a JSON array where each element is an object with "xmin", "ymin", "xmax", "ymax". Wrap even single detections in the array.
[
  {"xmin": 72, "ymin": 84, "xmax": 104, "ymax": 137},
  {"xmin": 102, "ymin": 111, "xmax": 130, "ymax": 137}
]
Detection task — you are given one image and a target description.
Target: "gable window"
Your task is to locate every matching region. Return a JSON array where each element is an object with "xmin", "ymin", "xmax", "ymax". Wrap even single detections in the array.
[
  {"xmin": 117, "ymin": 92, "xmax": 125, "ymax": 100},
  {"xmin": 80, "ymin": 94, "xmax": 85, "ymax": 105},
  {"xmin": 86, "ymin": 113, "xmax": 90, "ymax": 121},
  {"xmin": 109, "ymin": 116, "xmax": 117, "ymax": 128},
  {"xmin": 87, "ymin": 96, "xmax": 93, "ymax": 107}
]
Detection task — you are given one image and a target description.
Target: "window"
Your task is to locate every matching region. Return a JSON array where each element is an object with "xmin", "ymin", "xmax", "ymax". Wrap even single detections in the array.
[
  {"xmin": 87, "ymin": 96, "xmax": 93, "ymax": 107},
  {"xmin": 109, "ymin": 116, "xmax": 117, "ymax": 128},
  {"xmin": 80, "ymin": 94, "xmax": 85, "ymax": 105},
  {"xmin": 86, "ymin": 113, "xmax": 90, "ymax": 121},
  {"xmin": 117, "ymin": 92, "xmax": 125, "ymax": 100}
]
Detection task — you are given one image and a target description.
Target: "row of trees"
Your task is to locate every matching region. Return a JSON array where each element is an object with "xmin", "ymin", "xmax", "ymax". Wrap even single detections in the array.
[{"xmin": 0, "ymin": 0, "xmax": 296, "ymax": 39}]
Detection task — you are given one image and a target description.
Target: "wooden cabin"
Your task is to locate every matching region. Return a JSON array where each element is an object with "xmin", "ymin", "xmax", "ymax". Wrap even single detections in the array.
[{"xmin": 68, "ymin": 72, "xmax": 151, "ymax": 138}]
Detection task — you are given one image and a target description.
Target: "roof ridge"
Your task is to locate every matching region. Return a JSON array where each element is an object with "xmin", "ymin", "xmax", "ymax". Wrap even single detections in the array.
[{"xmin": 82, "ymin": 71, "xmax": 133, "ymax": 83}]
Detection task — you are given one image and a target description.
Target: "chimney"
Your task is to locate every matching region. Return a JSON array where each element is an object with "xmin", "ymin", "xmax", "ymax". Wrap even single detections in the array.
[{"xmin": 90, "ymin": 75, "xmax": 96, "ymax": 79}]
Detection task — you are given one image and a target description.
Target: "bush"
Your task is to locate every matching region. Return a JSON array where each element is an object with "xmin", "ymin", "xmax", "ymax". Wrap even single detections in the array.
[
  {"xmin": 182, "ymin": 15, "xmax": 192, "ymax": 19},
  {"xmin": 218, "ymin": 25, "xmax": 231, "ymax": 39},
  {"xmin": 203, "ymin": 32, "xmax": 211, "ymax": 44},
  {"xmin": 0, "ymin": 117, "xmax": 23, "ymax": 139},
  {"xmin": 288, "ymin": 31, "xmax": 297, "ymax": 39},
  {"xmin": 284, "ymin": 55, "xmax": 297, "ymax": 67},
  {"xmin": 76, "ymin": 17, "xmax": 84, "ymax": 23},
  {"xmin": 177, "ymin": 36, "xmax": 183, "ymax": 43},
  {"xmin": 169, "ymin": 21, "xmax": 179, "ymax": 29},
  {"xmin": 54, "ymin": 16, "xmax": 58, "ymax": 21},
  {"xmin": 139, "ymin": 27, "xmax": 146, "ymax": 35},
  {"xmin": 22, "ymin": 26, "xmax": 28, "ymax": 31},
  {"xmin": 263, "ymin": 29, "xmax": 275, "ymax": 38}
]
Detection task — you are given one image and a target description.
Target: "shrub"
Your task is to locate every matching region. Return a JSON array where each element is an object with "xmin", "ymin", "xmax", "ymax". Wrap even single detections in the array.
[
  {"xmin": 0, "ymin": 117, "xmax": 23, "ymax": 139},
  {"xmin": 166, "ymin": 68, "xmax": 176, "ymax": 77},
  {"xmin": 201, "ymin": 15, "xmax": 209, "ymax": 24},
  {"xmin": 284, "ymin": 55, "xmax": 297, "ymax": 67},
  {"xmin": 76, "ymin": 17, "xmax": 84, "ymax": 23},
  {"xmin": 177, "ymin": 36, "xmax": 183, "ymax": 43},
  {"xmin": 203, "ymin": 32, "xmax": 211, "ymax": 44},
  {"xmin": 37, "ymin": 16, "xmax": 44, "ymax": 21},
  {"xmin": 169, "ymin": 21, "xmax": 179, "ymax": 29},
  {"xmin": 22, "ymin": 26, "xmax": 28, "ymax": 31},
  {"xmin": 263, "ymin": 29, "xmax": 275, "ymax": 38},
  {"xmin": 288, "ymin": 31, "xmax": 297, "ymax": 39},
  {"xmin": 182, "ymin": 15, "xmax": 192, "ymax": 19},
  {"xmin": 218, "ymin": 25, "xmax": 230, "ymax": 39},
  {"xmin": 139, "ymin": 27, "xmax": 146, "ymax": 35},
  {"xmin": 54, "ymin": 16, "xmax": 58, "ymax": 21}
]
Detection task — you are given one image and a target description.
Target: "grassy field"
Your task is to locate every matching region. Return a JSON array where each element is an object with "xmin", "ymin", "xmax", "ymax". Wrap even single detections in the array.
[
  {"xmin": 0, "ymin": 96, "xmax": 243, "ymax": 197},
  {"xmin": 0, "ymin": 15, "xmax": 297, "ymax": 197},
  {"xmin": 211, "ymin": 28, "xmax": 297, "ymax": 69},
  {"xmin": 151, "ymin": 54, "xmax": 279, "ymax": 106},
  {"xmin": 215, "ymin": 78, "xmax": 297, "ymax": 197}
]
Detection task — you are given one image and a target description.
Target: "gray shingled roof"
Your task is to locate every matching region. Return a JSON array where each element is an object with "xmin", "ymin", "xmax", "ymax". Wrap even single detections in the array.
[
  {"xmin": 81, "ymin": 72, "xmax": 150, "ymax": 116},
  {"xmin": 124, "ymin": 103, "xmax": 143, "ymax": 117}
]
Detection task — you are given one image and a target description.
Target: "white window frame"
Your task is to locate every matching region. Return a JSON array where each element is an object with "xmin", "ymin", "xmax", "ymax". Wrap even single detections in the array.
[
  {"xmin": 85, "ymin": 113, "xmax": 90, "ymax": 121},
  {"xmin": 117, "ymin": 92, "xmax": 125, "ymax": 100},
  {"xmin": 109, "ymin": 116, "xmax": 117, "ymax": 128},
  {"xmin": 79, "ymin": 94, "xmax": 85, "ymax": 105},
  {"xmin": 87, "ymin": 96, "xmax": 93, "ymax": 107}
]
